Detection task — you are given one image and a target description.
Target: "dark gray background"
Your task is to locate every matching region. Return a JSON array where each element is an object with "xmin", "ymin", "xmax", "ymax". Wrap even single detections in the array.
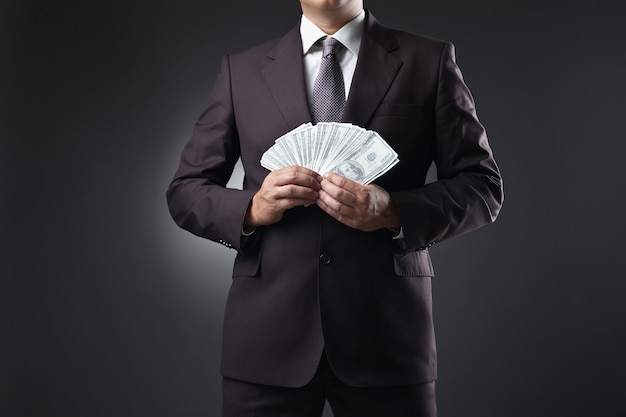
[{"xmin": 3, "ymin": 0, "xmax": 625, "ymax": 416}]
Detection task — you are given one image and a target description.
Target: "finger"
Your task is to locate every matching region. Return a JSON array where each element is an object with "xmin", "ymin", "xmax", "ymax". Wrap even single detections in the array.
[
  {"xmin": 315, "ymin": 192, "xmax": 337, "ymax": 216},
  {"xmin": 323, "ymin": 171, "xmax": 360, "ymax": 192},
  {"xmin": 274, "ymin": 183, "xmax": 320, "ymax": 202},
  {"xmin": 273, "ymin": 166, "xmax": 323, "ymax": 189},
  {"xmin": 320, "ymin": 177, "xmax": 357, "ymax": 207},
  {"xmin": 277, "ymin": 196, "xmax": 319, "ymax": 210},
  {"xmin": 317, "ymin": 189, "xmax": 353, "ymax": 217},
  {"xmin": 316, "ymin": 192, "xmax": 356, "ymax": 228}
]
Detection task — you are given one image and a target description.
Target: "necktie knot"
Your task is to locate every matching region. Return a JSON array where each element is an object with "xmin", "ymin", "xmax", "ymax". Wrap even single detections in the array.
[{"xmin": 321, "ymin": 37, "xmax": 342, "ymax": 58}]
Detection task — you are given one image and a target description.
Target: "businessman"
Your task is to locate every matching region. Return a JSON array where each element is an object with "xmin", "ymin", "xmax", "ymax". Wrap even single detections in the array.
[{"xmin": 167, "ymin": 1, "xmax": 503, "ymax": 416}]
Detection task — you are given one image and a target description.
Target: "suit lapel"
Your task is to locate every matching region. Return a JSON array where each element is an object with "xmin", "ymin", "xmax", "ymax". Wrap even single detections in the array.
[
  {"xmin": 261, "ymin": 13, "xmax": 401, "ymax": 130},
  {"xmin": 261, "ymin": 26, "xmax": 312, "ymax": 130},
  {"xmin": 343, "ymin": 12, "xmax": 402, "ymax": 127}
]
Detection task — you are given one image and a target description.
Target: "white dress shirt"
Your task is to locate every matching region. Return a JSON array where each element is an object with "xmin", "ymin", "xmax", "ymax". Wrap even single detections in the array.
[{"xmin": 300, "ymin": 10, "xmax": 366, "ymax": 109}]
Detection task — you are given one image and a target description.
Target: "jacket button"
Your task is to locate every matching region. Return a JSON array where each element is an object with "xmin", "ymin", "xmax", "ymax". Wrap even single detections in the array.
[{"xmin": 319, "ymin": 253, "xmax": 332, "ymax": 265}]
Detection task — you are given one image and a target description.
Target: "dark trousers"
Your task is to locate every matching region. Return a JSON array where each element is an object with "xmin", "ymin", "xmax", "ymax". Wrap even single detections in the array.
[{"xmin": 222, "ymin": 353, "xmax": 437, "ymax": 417}]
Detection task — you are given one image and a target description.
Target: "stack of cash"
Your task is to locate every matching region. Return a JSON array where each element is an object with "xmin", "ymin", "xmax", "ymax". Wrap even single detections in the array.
[{"xmin": 260, "ymin": 122, "xmax": 399, "ymax": 185}]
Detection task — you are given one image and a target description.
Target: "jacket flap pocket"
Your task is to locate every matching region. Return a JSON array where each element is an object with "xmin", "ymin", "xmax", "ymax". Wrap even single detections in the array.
[
  {"xmin": 232, "ymin": 251, "xmax": 261, "ymax": 278},
  {"xmin": 393, "ymin": 250, "xmax": 434, "ymax": 277}
]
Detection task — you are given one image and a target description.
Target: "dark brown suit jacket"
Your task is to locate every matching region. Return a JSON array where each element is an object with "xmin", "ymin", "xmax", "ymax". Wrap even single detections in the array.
[{"xmin": 167, "ymin": 11, "xmax": 503, "ymax": 388}]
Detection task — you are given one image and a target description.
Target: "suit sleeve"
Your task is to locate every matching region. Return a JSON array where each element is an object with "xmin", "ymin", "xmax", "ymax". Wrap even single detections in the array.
[
  {"xmin": 166, "ymin": 55, "xmax": 257, "ymax": 253},
  {"xmin": 390, "ymin": 41, "xmax": 504, "ymax": 253}
]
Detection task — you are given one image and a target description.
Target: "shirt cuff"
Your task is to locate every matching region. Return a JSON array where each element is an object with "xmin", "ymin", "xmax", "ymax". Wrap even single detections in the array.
[
  {"xmin": 388, "ymin": 227, "xmax": 404, "ymax": 240},
  {"xmin": 241, "ymin": 226, "xmax": 256, "ymax": 236}
]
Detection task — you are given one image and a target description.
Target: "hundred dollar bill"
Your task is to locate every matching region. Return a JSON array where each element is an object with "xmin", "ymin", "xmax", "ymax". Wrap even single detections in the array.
[{"xmin": 325, "ymin": 133, "xmax": 398, "ymax": 185}]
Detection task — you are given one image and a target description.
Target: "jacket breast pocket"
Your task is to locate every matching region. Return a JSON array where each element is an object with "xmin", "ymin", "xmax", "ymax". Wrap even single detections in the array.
[
  {"xmin": 373, "ymin": 103, "xmax": 424, "ymax": 118},
  {"xmin": 392, "ymin": 250, "xmax": 434, "ymax": 277}
]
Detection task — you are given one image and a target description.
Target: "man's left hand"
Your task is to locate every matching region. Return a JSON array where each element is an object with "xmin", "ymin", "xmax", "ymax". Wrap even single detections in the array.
[{"xmin": 316, "ymin": 172, "xmax": 401, "ymax": 232}]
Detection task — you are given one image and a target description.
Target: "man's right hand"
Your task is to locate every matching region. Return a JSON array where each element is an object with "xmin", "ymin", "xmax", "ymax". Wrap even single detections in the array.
[{"xmin": 244, "ymin": 166, "xmax": 323, "ymax": 228}]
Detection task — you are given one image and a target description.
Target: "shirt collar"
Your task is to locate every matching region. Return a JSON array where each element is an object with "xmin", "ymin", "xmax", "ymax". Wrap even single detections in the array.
[{"xmin": 300, "ymin": 9, "xmax": 366, "ymax": 56}]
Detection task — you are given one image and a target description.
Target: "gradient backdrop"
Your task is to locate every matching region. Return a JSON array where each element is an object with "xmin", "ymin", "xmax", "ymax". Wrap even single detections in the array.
[{"xmin": 3, "ymin": 0, "xmax": 625, "ymax": 416}]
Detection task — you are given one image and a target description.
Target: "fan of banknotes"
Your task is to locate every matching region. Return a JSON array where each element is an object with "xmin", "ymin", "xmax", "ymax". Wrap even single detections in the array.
[{"xmin": 260, "ymin": 122, "xmax": 399, "ymax": 185}]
